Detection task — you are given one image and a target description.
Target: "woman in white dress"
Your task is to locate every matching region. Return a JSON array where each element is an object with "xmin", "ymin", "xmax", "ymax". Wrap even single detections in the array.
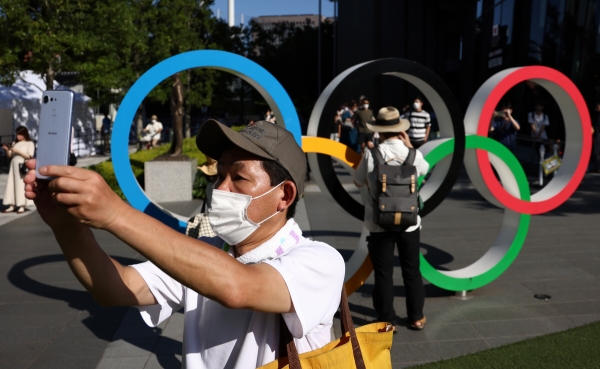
[{"xmin": 2, "ymin": 126, "xmax": 35, "ymax": 214}]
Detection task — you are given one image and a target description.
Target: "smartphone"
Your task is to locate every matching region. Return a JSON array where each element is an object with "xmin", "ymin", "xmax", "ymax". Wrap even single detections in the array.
[{"xmin": 36, "ymin": 90, "xmax": 75, "ymax": 179}]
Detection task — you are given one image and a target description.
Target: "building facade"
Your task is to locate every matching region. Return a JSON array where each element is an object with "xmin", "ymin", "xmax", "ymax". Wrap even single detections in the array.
[
  {"xmin": 336, "ymin": 0, "xmax": 600, "ymax": 124},
  {"xmin": 252, "ymin": 14, "xmax": 327, "ymax": 30}
]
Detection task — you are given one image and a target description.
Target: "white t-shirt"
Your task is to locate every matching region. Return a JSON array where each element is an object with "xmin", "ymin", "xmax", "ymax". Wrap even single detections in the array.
[
  {"xmin": 131, "ymin": 219, "xmax": 345, "ymax": 369},
  {"xmin": 146, "ymin": 120, "xmax": 163, "ymax": 139},
  {"xmin": 354, "ymin": 139, "xmax": 430, "ymax": 233},
  {"xmin": 528, "ymin": 112, "xmax": 549, "ymax": 140},
  {"xmin": 402, "ymin": 110, "xmax": 431, "ymax": 141}
]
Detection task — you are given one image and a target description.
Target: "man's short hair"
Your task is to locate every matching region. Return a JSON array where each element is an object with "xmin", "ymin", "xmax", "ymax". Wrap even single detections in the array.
[
  {"xmin": 378, "ymin": 131, "xmax": 401, "ymax": 140},
  {"xmin": 260, "ymin": 160, "xmax": 298, "ymax": 219}
]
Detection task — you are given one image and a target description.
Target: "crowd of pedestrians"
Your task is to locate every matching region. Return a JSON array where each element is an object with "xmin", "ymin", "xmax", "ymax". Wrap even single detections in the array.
[{"xmin": 333, "ymin": 95, "xmax": 434, "ymax": 153}]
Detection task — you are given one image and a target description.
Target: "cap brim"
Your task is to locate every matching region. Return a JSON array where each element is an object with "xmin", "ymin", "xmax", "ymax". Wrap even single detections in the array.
[
  {"xmin": 366, "ymin": 119, "xmax": 410, "ymax": 133},
  {"xmin": 196, "ymin": 119, "xmax": 275, "ymax": 161},
  {"xmin": 198, "ymin": 164, "xmax": 218, "ymax": 176}
]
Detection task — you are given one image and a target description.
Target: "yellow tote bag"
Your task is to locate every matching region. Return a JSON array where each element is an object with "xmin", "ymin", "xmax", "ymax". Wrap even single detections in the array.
[{"xmin": 258, "ymin": 287, "xmax": 393, "ymax": 369}]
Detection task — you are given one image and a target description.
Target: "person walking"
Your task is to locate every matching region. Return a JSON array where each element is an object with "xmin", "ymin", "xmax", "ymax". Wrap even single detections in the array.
[
  {"xmin": 352, "ymin": 98, "xmax": 375, "ymax": 153},
  {"xmin": 402, "ymin": 97, "xmax": 431, "ymax": 148},
  {"xmin": 339, "ymin": 102, "xmax": 358, "ymax": 151},
  {"xmin": 101, "ymin": 113, "xmax": 111, "ymax": 153},
  {"xmin": 2, "ymin": 126, "xmax": 35, "ymax": 214},
  {"xmin": 354, "ymin": 107, "xmax": 429, "ymax": 330},
  {"xmin": 528, "ymin": 101, "xmax": 550, "ymax": 140}
]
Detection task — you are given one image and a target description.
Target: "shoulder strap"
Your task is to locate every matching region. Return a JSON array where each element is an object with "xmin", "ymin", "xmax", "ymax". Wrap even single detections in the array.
[
  {"xmin": 403, "ymin": 148, "xmax": 416, "ymax": 166},
  {"xmin": 371, "ymin": 147, "xmax": 386, "ymax": 167},
  {"xmin": 279, "ymin": 286, "xmax": 366, "ymax": 369}
]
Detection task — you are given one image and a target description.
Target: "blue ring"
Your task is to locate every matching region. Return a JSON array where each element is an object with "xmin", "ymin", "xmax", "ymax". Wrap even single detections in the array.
[{"xmin": 112, "ymin": 50, "xmax": 301, "ymax": 233}]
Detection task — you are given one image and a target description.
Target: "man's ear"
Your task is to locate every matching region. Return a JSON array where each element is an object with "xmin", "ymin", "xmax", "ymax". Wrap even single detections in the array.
[{"xmin": 277, "ymin": 180, "xmax": 297, "ymax": 212}]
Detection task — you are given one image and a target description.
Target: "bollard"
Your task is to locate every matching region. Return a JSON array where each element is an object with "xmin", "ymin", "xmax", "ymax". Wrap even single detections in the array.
[{"xmin": 453, "ymin": 290, "xmax": 473, "ymax": 300}]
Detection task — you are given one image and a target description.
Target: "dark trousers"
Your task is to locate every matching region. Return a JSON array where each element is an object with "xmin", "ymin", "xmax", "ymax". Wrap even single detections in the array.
[
  {"xmin": 367, "ymin": 229, "xmax": 425, "ymax": 323},
  {"xmin": 410, "ymin": 140, "xmax": 425, "ymax": 149}
]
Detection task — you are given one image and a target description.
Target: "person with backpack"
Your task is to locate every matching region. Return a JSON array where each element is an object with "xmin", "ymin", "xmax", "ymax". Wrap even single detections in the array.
[
  {"xmin": 354, "ymin": 106, "xmax": 430, "ymax": 331},
  {"xmin": 528, "ymin": 101, "xmax": 550, "ymax": 140}
]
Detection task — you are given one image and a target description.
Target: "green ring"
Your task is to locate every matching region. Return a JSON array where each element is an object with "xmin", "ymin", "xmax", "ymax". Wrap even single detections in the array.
[{"xmin": 418, "ymin": 135, "xmax": 531, "ymax": 291}]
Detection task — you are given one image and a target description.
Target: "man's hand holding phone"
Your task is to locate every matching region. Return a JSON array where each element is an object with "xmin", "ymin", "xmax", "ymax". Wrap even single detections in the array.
[{"xmin": 24, "ymin": 159, "xmax": 128, "ymax": 231}]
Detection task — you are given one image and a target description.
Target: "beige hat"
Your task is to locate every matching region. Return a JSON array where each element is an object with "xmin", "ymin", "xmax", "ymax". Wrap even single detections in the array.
[
  {"xmin": 366, "ymin": 106, "xmax": 410, "ymax": 133},
  {"xmin": 198, "ymin": 157, "xmax": 218, "ymax": 176},
  {"xmin": 196, "ymin": 120, "xmax": 306, "ymax": 197},
  {"xmin": 151, "ymin": 115, "xmax": 158, "ymax": 120}
]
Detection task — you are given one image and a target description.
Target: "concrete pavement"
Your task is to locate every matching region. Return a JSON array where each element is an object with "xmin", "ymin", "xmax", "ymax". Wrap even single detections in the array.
[
  {"xmin": 0, "ymin": 162, "xmax": 599, "ymax": 368},
  {"xmin": 0, "ymin": 154, "xmax": 112, "ymax": 227}
]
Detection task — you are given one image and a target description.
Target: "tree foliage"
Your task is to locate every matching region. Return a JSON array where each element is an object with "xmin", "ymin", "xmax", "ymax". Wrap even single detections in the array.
[
  {"xmin": 0, "ymin": 3, "xmax": 335, "ymax": 133},
  {"xmin": 0, "ymin": 1, "xmax": 217, "ymax": 110},
  {"xmin": 248, "ymin": 19, "xmax": 335, "ymax": 122},
  {"xmin": 0, "ymin": 0, "xmax": 95, "ymax": 90}
]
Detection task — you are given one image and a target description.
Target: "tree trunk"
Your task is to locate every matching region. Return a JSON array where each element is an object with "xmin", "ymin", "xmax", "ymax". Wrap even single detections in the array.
[
  {"xmin": 168, "ymin": 73, "xmax": 184, "ymax": 156},
  {"xmin": 136, "ymin": 107, "xmax": 144, "ymax": 135},
  {"xmin": 45, "ymin": 66, "xmax": 55, "ymax": 90},
  {"xmin": 135, "ymin": 105, "xmax": 145, "ymax": 151},
  {"xmin": 184, "ymin": 70, "xmax": 191, "ymax": 138},
  {"xmin": 184, "ymin": 106, "xmax": 191, "ymax": 138},
  {"xmin": 135, "ymin": 74, "xmax": 144, "ymax": 136}
]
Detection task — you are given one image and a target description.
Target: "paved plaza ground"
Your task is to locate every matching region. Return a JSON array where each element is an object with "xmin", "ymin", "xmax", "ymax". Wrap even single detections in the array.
[{"xmin": 0, "ymin": 155, "xmax": 599, "ymax": 368}]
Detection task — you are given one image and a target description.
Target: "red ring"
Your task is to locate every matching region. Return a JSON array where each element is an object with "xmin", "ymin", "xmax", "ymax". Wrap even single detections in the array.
[{"xmin": 476, "ymin": 66, "xmax": 592, "ymax": 214}]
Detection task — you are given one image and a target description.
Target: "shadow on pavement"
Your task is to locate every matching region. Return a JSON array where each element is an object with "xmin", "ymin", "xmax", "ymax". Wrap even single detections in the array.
[{"xmin": 7, "ymin": 254, "xmax": 182, "ymax": 368}]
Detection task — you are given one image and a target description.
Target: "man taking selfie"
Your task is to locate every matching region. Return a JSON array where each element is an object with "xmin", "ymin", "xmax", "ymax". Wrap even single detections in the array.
[{"xmin": 24, "ymin": 120, "xmax": 345, "ymax": 368}]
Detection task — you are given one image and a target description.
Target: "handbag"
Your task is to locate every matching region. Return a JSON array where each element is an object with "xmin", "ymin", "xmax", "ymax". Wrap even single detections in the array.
[
  {"xmin": 69, "ymin": 153, "xmax": 77, "ymax": 166},
  {"xmin": 259, "ymin": 287, "xmax": 393, "ymax": 369},
  {"xmin": 186, "ymin": 212, "xmax": 216, "ymax": 239},
  {"xmin": 19, "ymin": 162, "xmax": 28, "ymax": 176}
]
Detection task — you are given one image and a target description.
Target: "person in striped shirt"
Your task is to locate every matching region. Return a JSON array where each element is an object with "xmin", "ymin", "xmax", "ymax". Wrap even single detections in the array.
[{"xmin": 401, "ymin": 97, "xmax": 431, "ymax": 148}]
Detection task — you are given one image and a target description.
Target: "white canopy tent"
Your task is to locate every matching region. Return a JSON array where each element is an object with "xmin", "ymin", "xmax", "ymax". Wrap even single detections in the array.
[{"xmin": 0, "ymin": 71, "xmax": 96, "ymax": 156}]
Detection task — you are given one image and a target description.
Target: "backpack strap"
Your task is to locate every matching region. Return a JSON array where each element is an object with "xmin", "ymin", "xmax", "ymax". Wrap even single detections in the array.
[
  {"xmin": 371, "ymin": 147, "xmax": 386, "ymax": 166},
  {"xmin": 404, "ymin": 148, "xmax": 416, "ymax": 166}
]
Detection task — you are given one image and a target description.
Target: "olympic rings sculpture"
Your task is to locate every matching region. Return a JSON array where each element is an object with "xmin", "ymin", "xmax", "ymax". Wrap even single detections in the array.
[{"xmin": 113, "ymin": 51, "xmax": 592, "ymax": 295}]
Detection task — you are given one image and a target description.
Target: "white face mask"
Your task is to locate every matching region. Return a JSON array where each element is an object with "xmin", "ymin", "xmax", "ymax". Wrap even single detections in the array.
[
  {"xmin": 208, "ymin": 182, "xmax": 284, "ymax": 245},
  {"xmin": 413, "ymin": 102, "xmax": 422, "ymax": 110},
  {"xmin": 363, "ymin": 104, "xmax": 369, "ymax": 109}
]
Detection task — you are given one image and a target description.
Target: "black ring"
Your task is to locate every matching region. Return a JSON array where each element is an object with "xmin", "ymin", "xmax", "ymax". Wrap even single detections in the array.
[{"xmin": 307, "ymin": 58, "xmax": 465, "ymax": 220}]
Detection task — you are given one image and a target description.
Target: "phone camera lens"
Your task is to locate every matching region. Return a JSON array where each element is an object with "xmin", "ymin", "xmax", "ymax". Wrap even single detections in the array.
[
  {"xmin": 50, "ymin": 98, "xmax": 54, "ymax": 101},
  {"xmin": 43, "ymin": 96, "xmax": 49, "ymax": 104}
]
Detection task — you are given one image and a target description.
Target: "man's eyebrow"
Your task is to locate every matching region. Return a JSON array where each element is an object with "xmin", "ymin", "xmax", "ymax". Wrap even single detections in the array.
[{"xmin": 233, "ymin": 161, "xmax": 245, "ymax": 170}]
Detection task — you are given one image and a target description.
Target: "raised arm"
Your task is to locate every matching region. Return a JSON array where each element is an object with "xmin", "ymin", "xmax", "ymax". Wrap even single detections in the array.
[
  {"xmin": 23, "ymin": 160, "xmax": 155, "ymax": 307},
  {"xmin": 24, "ymin": 161, "xmax": 292, "ymax": 314},
  {"xmin": 10, "ymin": 147, "xmax": 32, "ymax": 160},
  {"xmin": 507, "ymin": 111, "xmax": 520, "ymax": 130}
]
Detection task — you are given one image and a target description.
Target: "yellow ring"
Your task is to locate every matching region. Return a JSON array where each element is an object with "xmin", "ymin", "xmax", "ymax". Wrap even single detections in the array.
[{"xmin": 301, "ymin": 136, "xmax": 373, "ymax": 295}]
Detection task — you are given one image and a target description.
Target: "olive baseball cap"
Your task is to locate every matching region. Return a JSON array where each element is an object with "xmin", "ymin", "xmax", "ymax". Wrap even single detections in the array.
[{"xmin": 196, "ymin": 119, "xmax": 306, "ymax": 197}]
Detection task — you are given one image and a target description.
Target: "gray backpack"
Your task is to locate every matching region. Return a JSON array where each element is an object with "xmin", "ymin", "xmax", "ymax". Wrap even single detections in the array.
[{"xmin": 370, "ymin": 147, "xmax": 419, "ymax": 230}]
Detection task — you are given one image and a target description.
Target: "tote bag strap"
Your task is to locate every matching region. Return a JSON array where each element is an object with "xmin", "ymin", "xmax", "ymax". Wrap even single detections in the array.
[
  {"xmin": 281, "ymin": 286, "xmax": 366, "ymax": 369},
  {"xmin": 339, "ymin": 286, "xmax": 366, "ymax": 369}
]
